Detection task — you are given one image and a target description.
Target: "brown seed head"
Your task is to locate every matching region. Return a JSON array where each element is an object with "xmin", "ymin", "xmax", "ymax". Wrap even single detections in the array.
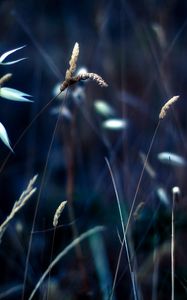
[
  {"xmin": 0, "ymin": 73, "xmax": 12, "ymax": 86},
  {"xmin": 159, "ymin": 96, "xmax": 180, "ymax": 120}
]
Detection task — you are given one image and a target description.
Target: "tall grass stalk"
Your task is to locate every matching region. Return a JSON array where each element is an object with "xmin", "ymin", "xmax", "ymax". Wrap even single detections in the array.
[
  {"xmin": 125, "ymin": 121, "xmax": 160, "ymax": 235},
  {"xmin": 152, "ymin": 236, "xmax": 159, "ymax": 300},
  {"xmin": 28, "ymin": 226, "xmax": 105, "ymax": 300},
  {"xmin": 171, "ymin": 186, "xmax": 180, "ymax": 300},
  {"xmin": 171, "ymin": 191, "xmax": 175, "ymax": 300},
  {"xmin": 124, "ymin": 95, "xmax": 180, "ymax": 238},
  {"xmin": 21, "ymin": 89, "xmax": 69, "ymax": 300},
  {"xmin": 105, "ymin": 158, "xmax": 138, "ymax": 300},
  {"xmin": 107, "ymin": 121, "xmax": 160, "ymax": 300}
]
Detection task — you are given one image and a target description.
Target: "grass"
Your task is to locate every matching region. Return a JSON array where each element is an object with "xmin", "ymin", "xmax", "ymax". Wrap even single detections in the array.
[{"xmin": 0, "ymin": 3, "xmax": 187, "ymax": 299}]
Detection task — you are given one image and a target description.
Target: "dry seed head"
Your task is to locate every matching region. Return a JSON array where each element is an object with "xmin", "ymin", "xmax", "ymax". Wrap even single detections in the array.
[
  {"xmin": 0, "ymin": 174, "xmax": 38, "ymax": 242},
  {"xmin": 60, "ymin": 43, "xmax": 108, "ymax": 92},
  {"xmin": 77, "ymin": 72, "xmax": 108, "ymax": 87},
  {"xmin": 53, "ymin": 201, "xmax": 67, "ymax": 227},
  {"xmin": 65, "ymin": 42, "xmax": 79, "ymax": 80},
  {"xmin": 0, "ymin": 73, "xmax": 12, "ymax": 86},
  {"xmin": 159, "ymin": 95, "xmax": 180, "ymax": 119}
]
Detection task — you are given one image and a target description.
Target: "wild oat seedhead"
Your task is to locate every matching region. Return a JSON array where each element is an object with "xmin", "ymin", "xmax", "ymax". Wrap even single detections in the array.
[
  {"xmin": 0, "ymin": 47, "xmax": 32, "ymax": 151},
  {"xmin": 0, "ymin": 174, "xmax": 38, "ymax": 243},
  {"xmin": 159, "ymin": 95, "xmax": 180, "ymax": 119},
  {"xmin": 60, "ymin": 42, "xmax": 108, "ymax": 92},
  {"xmin": 53, "ymin": 201, "xmax": 67, "ymax": 227},
  {"xmin": 0, "ymin": 122, "xmax": 13, "ymax": 152},
  {"xmin": 0, "ymin": 73, "xmax": 12, "ymax": 86}
]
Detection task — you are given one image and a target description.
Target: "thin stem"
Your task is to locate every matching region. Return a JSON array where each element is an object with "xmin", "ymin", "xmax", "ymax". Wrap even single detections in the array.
[
  {"xmin": 105, "ymin": 158, "xmax": 138, "ymax": 300},
  {"xmin": 105, "ymin": 158, "xmax": 125, "ymax": 235},
  {"xmin": 152, "ymin": 236, "xmax": 159, "ymax": 300},
  {"xmin": 65, "ymin": 100, "xmax": 90, "ymax": 294},
  {"xmin": 28, "ymin": 226, "xmax": 105, "ymax": 300},
  {"xmin": 21, "ymin": 90, "xmax": 68, "ymax": 300},
  {"xmin": 0, "ymin": 92, "xmax": 61, "ymax": 174},
  {"xmin": 46, "ymin": 227, "xmax": 57, "ymax": 299},
  {"xmin": 171, "ymin": 191, "xmax": 175, "ymax": 300},
  {"xmin": 125, "ymin": 121, "xmax": 160, "ymax": 235},
  {"xmin": 109, "ymin": 121, "xmax": 160, "ymax": 299}
]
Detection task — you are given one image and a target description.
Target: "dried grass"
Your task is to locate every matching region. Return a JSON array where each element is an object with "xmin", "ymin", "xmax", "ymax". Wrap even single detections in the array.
[
  {"xmin": 76, "ymin": 72, "xmax": 108, "ymax": 87},
  {"xmin": 53, "ymin": 200, "xmax": 67, "ymax": 227},
  {"xmin": 0, "ymin": 174, "xmax": 38, "ymax": 242},
  {"xmin": 159, "ymin": 96, "xmax": 180, "ymax": 119},
  {"xmin": 65, "ymin": 42, "xmax": 79, "ymax": 80},
  {"xmin": 60, "ymin": 42, "xmax": 108, "ymax": 92},
  {"xmin": 0, "ymin": 73, "xmax": 12, "ymax": 85}
]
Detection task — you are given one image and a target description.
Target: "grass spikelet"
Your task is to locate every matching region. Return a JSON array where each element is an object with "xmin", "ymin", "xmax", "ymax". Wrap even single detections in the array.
[
  {"xmin": 65, "ymin": 42, "xmax": 79, "ymax": 80},
  {"xmin": 53, "ymin": 200, "xmax": 67, "ymax": 227},
  {"xmin": 77, "ymin": 72, "xmax": 108, "ymax": 87},
  {"xmin": 159, "ymin": 96, "xmax": 180, "ymax": 120},
  {"xmin": 60, "ymin": 43, "xmax": 108, "ymax": 92},
  {"xmin": 0, "ymin": 174, "xmax": 38, "ymax": 242},
  {"xmin": 0, "ymin": 122, "xmax": 13, "ymax": 152},
  {"xmin": 0, "ymin": 73, "xmax": 12, "ymax": 86}
]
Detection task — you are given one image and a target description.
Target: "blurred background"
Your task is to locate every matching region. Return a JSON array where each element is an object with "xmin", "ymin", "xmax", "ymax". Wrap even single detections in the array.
[{"xmin": 0, "ymin": 0, "xmax": 187, "ymax": 299}]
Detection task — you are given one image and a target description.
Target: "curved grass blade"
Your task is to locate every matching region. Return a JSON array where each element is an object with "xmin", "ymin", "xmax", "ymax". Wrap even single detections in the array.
[
  {"xmin": 0, "ymin": 45, "xmax": 27, "ymax": 65},
  {"xmin": 0, "ymin": 123, "xmax": 13, "ymax": 152}
]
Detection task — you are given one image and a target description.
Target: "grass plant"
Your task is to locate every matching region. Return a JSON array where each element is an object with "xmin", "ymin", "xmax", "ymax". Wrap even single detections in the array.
[{"xmin": 0, "ymin": 6, "xmax": 186, "ymax": 299}]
